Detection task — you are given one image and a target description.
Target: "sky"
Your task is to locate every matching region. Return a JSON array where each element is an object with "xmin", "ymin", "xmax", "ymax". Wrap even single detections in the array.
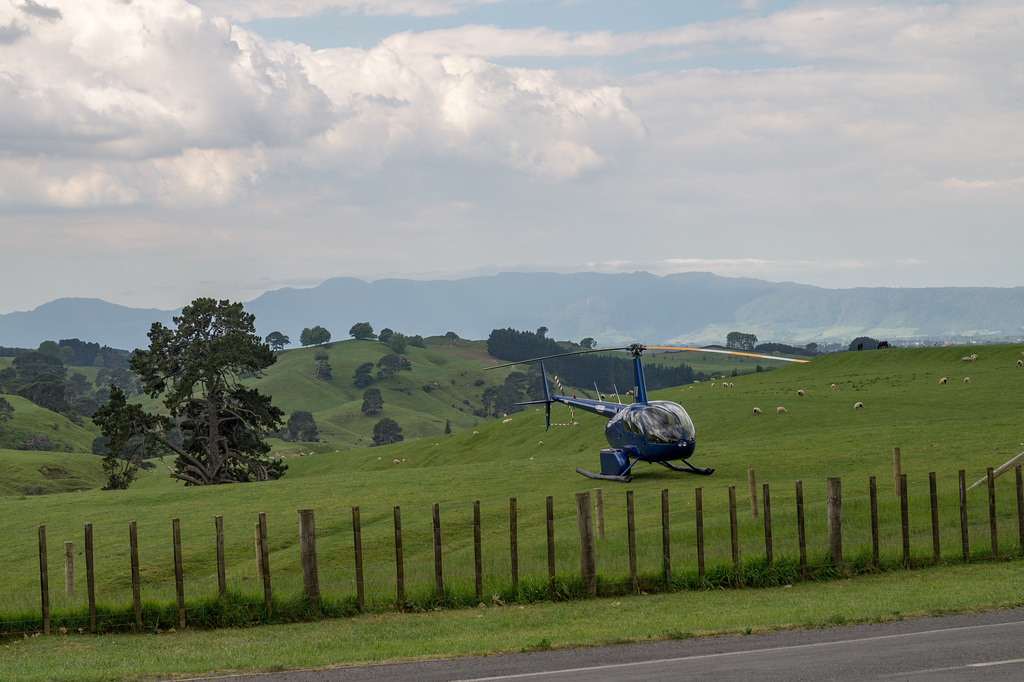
[{"xmin": 0, "ymin": 0, "xmax": 1021, "ymax": 315}]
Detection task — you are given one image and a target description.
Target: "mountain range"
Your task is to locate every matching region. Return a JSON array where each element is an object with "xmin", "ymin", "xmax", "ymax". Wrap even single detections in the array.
[{"xmin": 2, "ymin": 272, "xmax": 1023, "ymax": 351}]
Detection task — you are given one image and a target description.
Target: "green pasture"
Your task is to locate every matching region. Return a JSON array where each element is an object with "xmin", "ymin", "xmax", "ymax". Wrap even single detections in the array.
[{"xmin": 2, "ymin": 343, "xmax": 1024, "ymax": 639}]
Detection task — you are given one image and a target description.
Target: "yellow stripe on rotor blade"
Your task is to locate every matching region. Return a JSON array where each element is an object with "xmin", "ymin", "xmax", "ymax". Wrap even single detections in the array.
[{"xmin": 646, "ymin": 346, "xmax": 810, "ymax": 363}]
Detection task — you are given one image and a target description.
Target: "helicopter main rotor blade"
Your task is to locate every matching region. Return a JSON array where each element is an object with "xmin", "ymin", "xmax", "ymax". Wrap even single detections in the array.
[{"xmin": 645, "ymin": 346, "xmax": 810, "ymax": 363}]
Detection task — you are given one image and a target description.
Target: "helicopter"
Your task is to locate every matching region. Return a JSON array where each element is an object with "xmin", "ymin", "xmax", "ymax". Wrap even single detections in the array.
[{"xmin": 487, "ymin": 343, "xmax": 809, "ymax": 482}]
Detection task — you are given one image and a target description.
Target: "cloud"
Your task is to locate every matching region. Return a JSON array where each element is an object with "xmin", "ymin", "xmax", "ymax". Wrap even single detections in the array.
[{"xmin": 194, "ymin": 0, "xmax": 496, "ymax": 21}]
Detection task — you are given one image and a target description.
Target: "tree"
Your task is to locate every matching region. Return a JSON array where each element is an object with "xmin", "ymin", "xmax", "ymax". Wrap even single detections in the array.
[
  {"xmin": 300, "ymin": 326, "xmax": 331, "ymax": 346},
  {"xmin": 353, "ymin": 361, "xmax": 374, "ymax": 388},
  {"xmin": 0, "ymin": 396, "xmax": 13, "ymax": 426},
  {"xmin": 314, "ymin": 349, "xmax": 332, "ymax": 380},
  {"xmin": 372, "ymin": 417, "xmax": 403, "ymax": 446},
  {"xmin": 378, "ymin": 328, "xmax": 394, "ymax": 344},
  {"xmin": 376, "ymin": 353, "xmax": 410, "ymax": 380},
  {"xmin": 284, "ymin": 410, "xmax": 319, "ymax": 442},
  {"xmin": 536, "ymin": 326, "xmax": 548, "ymax": 338},
  {"xmin": 388, "ymin": 332, "xmax": 407, "ymax": 354},
  {"xmin": 444, "ymin": 418, "xmax": 451, "ymax": 435},
  {"xmin": 92, "ymin": 298, "xmax": 286, "ymax": 487},
  {"xmin": 361, "ymin": 388, "xmax": 384, "ymax": 414},
  {"xmin": 443, "ymin": 331, "xmax": 460, "ymax": 346},
  {"xmin": 580, "ymin": 337, "xmax": 596, "ymax": 349},
  {"xmin": 726, "ymin": 332, "xmax": 758, "ymax": 351},
  {"xmin": 349, "ymin": 322, "xmax": 377, "ymax": 340},
  {"xmin": 265, "ymin": 331, "xmax": 290, "ymax": 352}
]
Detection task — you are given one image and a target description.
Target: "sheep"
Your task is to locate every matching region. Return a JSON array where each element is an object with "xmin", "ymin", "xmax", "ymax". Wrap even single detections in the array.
[
  {"xmin": 964, "ymin": 377, "xmax": 971, "ymax": 383},
  {"xmin": 730, "ymin": 383, "xmax": 735, "ymax": 388},
  {"xmin": 797, "ymin": 390, "xmax": 804, "ymax": 396},
  {"xmin": 377, "ymin": 456, "xmax": 382, "ymax": 461},
  {"xmin": 831, "ymin": 383, "xmax": 837, "ymax": 390},
  {"xmin": 753, "ymin": 407, "xmax": 762, "ymax": 415},
  {"xmin": 777, "ymin": 406, "xmax": 788, "ymax": 414},
  {"xmin": 962, "ymin": 356, "xmax": 973, "ymax": 362},
  {"xmin": 939, "ymin": 377, "xmax": 947, "ymax": 385},
  {"xmin": 711, "ymin": 383, "xmax": 716, "ymax": 388},
  {"xmin": 538, "ymin": 441, "xmax": 544, "ymax": 446},
  {"xmin": 473, "ymin": 431, "xmax": 479, "ymax": 436},
  {"xmin": 972, "ymin": 354, "xmax": 978, "ymax": 360},
  {"xmin": 854, "ymin": 401, "xmax": 864, "ymax": 410},
  {"xmin": 393, "ymin": 459, "xmax": 400, "ymax": 464},
  {"xmin": 1017, "ymin": 360, "xmax": 1023, "ymax": 368}
]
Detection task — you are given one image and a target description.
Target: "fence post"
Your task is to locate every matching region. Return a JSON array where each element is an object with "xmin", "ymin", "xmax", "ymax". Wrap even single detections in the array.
[
  {"xmin": 987, "ymin": 467, "xmax": 998, "ymax": 559},
  {"xmin": 929, "ymin": 472, "xmax": 941, "ymax": 564},
  {"xmin": 893, "ymin": 446, "xmax": 902, "ymax": 497},
  {"xmin": 545, "ymin": 495, "xmax": 556, "ymax": 590},
  {"xmin": 215, "ymin": 515, "xmax": 226, "ymax": 600},
  {"xmin": 393, "ymin": 505, "xmax": 405, "ymax": 611},
  {"xmin": 695, "ymin": 487, "xmax": 705, "ymax": 579},
  {"xmin": 129, "ymin": 520, "xmax": 142, "ymax": 629},
  {"xmin": 474, "ymin": 500, "xmax": 483, "ymax": 603},
  {"xmin": 728, "ymin": 486, "xmax": 739, "ymax": 567},
  {"xmin": 827, "ymin": 477, "xmax": 843, "ymax": 570},
  {"xmin": 432, "ymin": 503, "xmax": 444, "ymax": 602},
  {"xmin": 576, "ymin": 491, "xmax": 596, "ymax": 597},
  {"xmin": 762, "ymin": 482, "xmax": 773, "ymax": 564},
  {"xmin": 352, "ymin": 506, "xmax": 364, "ymax": 612},
  {"xmin": 1017, "ymin": 465, "xmax": 1024, "ymax": 556},
  {"xmin": 172, "ymin": 518, "xmax": 186, "ymax": 628},
  {"xmin": 64, "ymin": 541, "xmax": 74, "ymax": 597},
  {"xmin": 900, "ymin": 474, "xmax": 910, "ymax": 566},
  {"xmin": 749, "ymin": 469, "xmax": 759, "ymax": 518},
  {"xmin": 298, "ymin": 509, "xmax": 320, "ymax": 610},
  {"xmin": 869, "ymin": 476, "xmax": 879, "ymax": 566},
  {"xmin": 626, "ymin": 490, "xmax": 638, "ymax": 593},
  {"xmin": 509, "ymin": 497, "xmax": 519, "ymax": 593},
  {"xmin": 85, "ymin": 522, "xmax": 96, "ymax": 633},
  {"xmin": 796, "ymin": 481, "xmax": 807, "ymax": 578},
  {"xmin": 661, "ymin": 489, "xmax": 671, "ymax": 585},
  {"xmin": 959, "ymin": 469, "xmax": 970, "ymax": 562},
  {"xmin": 594, "ymin": 488, "xmax": 605, "ymax": 541},
  {"xmin": 38, "ymin": 525, "xmax": 49, "ymax": 636},
  {"xmin": 254, "ymin": 522, "xmax": 263, "ymax": 582},
  {"xmin": 258, "ymin": 512, "xmax": 271, "ymax": 618}
]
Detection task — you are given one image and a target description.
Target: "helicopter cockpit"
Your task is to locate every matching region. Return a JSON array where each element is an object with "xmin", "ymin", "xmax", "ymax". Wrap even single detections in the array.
[{"xmin": 614, "ymin": 400, "xmax": 695, "ymax": 445}]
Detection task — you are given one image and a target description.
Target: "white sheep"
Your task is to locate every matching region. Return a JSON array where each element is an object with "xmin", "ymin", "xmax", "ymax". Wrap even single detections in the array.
[
  {"xmin": 753, "ymin": 407, "xmax": 762, "ymax": 415},
  {"xmin": 962, "ymin": 356, "xmax": 973, "ymax": 362},
  {"xmin": 378, "ymin": 456, "xmax": 382, "ymax": 461},
  {"xmin": 393, "ymin": 459, "xmax": 400, "ymax": 464},
  {"xmin": 797, "ymin": 390, "xmax": 804, "ymax": 396},
  {"xmin": 777, "ymin": 406, "xmax": 787, "ymax": 414},
  {"xmin": 854, "ymin": 401, "xmax": 864, "ymax": 410},
  {"xmin": 939, "ymin": 377, "xmax": 947, "ymax": 384},
  {"xmin": 711, "ymin": 383, "xmax": 716, "ymax": 388},
  {"xmin": 964, "ymin": 377, "xmax": 971, "ymax": 383},
  {"xmin": 538, "ymin": 440, "xmax": 543, "ymax": 446},
  {"xmin": 1017, "ymin": 360, "xmax": 1023, "ymax": 368},
  {"xmin": 730, "ymin": 383, "xmax": 735, "ymax": 388},
  {"xmin": 473, "ymin": 431, "xmax": 479, "ymax": 436},
  {"xmin": 831, "ymin": 383, "xmax": 837, "ymax": 390},
  {"xmin": 972, "ymin": 354, "xmax": 978, "ymax": 360}
]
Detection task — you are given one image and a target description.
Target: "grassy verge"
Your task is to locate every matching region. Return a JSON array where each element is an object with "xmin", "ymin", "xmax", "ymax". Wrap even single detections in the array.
[{"xmin": 2, "ymin": 560, "xmax": 1023, "ymax": 682}]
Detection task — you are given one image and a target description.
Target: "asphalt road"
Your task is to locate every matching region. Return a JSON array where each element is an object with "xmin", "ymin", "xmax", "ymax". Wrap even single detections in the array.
[{"xmin": 189, "ymin": 608, "xmax": 1024, "ymax": 681}]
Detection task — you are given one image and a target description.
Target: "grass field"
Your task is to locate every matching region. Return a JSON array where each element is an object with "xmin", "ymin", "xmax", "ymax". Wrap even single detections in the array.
[{"xmin": 2, "ymin": 342, "xmax": 1024, "ymax": 677}]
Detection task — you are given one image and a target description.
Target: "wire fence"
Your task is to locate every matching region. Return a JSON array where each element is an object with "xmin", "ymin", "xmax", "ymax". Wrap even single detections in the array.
[{"xmin": 2, "ymin": 466, "xmax": 1023, "ymax": 636}]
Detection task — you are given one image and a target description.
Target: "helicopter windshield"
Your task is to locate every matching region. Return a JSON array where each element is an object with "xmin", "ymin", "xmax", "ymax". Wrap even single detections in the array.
[{"xmin": 640, "ymin": 401, "xmax": 695, "ymax": 445}]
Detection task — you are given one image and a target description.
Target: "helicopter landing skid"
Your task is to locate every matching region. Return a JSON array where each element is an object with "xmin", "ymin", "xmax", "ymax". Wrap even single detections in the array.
[
  {"xmin": 658, "ymin": 460, "xmax": 715, "ymax": 475},
  {"xmin": 576, "ymin": 468, "xmax": 633, "ymax": 483}
]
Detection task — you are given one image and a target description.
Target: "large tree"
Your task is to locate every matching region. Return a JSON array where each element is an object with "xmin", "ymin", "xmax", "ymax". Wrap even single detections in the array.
[
  {"xmin": 349, "ymin": 322, "xmax": 377, "ymax": 340},
  {"xmin": 265, "ymin": 331, "xmax": 290, "ymax": 352},
  {"xmin": 372, "ymin": 417, "xmax": 403, "ymax": 446},
  {"xmin": 92, "ymin": 298, "xmax": 286, "ymax": 487},
  {"xmin": 361, "ymin": 388, "xmax": 384, "ymax": 414}
]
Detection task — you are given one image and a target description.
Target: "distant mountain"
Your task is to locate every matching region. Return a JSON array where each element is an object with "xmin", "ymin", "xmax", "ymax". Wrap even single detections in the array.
[{"xmin": 2, "ymin": 273, "xmax": 1023, "ymax": 351}]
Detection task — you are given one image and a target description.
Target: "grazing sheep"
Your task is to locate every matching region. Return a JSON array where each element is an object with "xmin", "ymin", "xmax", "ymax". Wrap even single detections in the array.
[
  {"xmin": 831, "ymin": 383, "xmax": 837, "ymax": 390},
  {"xmin": 473, "ymin": 431, "xmax": 479, "ymax": 436},
  {"xmin": 972, "ymin": 354, "xmax": 978, "ymax": 360},
  {"xmin": 854, "ymin": 401, "xmax": 864, "ymax": 410},
  {"xmin": 711, "ymin": 383, "xmax": 716, "ymax": 388},
  {"xmin": 962, "ymin": 356, "xmax": 973, "ymax": 362},
  {"xmin": 964, "ymin": 377, "xmax": 971, "ymax": 383},
  {"xmin": 393, "ymin": 459, "xmax": 400, "ymax": 464},
  {"xmin": 939, "ymin": 377, "xmax": 947, "ymax": 384},
  {"xmin": 538, "ymin": 441, "xmax": 544, "ymax": 446},
  {"xmin": 797, "ymin": 390, "xmax": 804, "ymax": 396},
  {"xmin": 753, "ymin": 407, "xmax": 762, "ymax": 415},
  {"xmin": 402, "ymin": 458, "xmax": 406, "ymax": 463},
  {"xmin": 377, "ymin": 456, "xmax": 382, "ymax": 461},
  {"xmin": 730, "ymin": 383, "xmax": 735, "ymax": 388},
  {"xmin": 777, "ymin": 406, "xmax": 788, "ymax": 413},
  {"xmin": 1017, "ymin": 360, "xmax": 1023, "ymax": 368}
]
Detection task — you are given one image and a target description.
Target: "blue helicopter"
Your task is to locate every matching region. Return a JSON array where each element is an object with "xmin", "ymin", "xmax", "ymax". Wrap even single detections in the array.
[{"xmin": 489, "ymin": 343, "xmax": 808, "ymax": 482}]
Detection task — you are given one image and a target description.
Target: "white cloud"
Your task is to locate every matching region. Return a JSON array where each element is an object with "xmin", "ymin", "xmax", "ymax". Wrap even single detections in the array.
[{"xmin": 195, "ymin": 0, "xmax": 497, "ymax": 21}]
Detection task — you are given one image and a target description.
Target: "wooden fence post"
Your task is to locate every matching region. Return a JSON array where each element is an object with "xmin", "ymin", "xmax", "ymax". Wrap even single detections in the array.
[
  {"xmin": 172, "ymin": 518, "xmax": 185, "ymax": 629},
  {"xmin": 84, "ymin": 522, "xmax": 96, "ymax": 633},
  {"xmin": 959, "ymin": 469, "xmax": 970, "ymax": 563},
  {"xmin": 762, "ymin": 483, "xmax": 773, "ymax": 564},
  {"xmin": 796, "ymin": 481, "xmax": 807, "ymax": 578},
  {"xmin": 129, "ymin": 520, "xmax": 142, "ymax": 629},
  {"xmin": 594, "ymin": 488, "xmax": 605, "ymax": 540},
  {"xmin": 393, "ymin": 505, "xmax": 405, "ymax": 611},
  {"xmin": 748, "ymin": 469, "xmax": 759, "ymax": 519},
  {"xmin": 258, "ymin": 512, "xmax": 271, "ymax": 618},
  {"xmin": 352, "ymin": 506, "xmax": 364, "ymax": 612},
  {"xmin": 827, "ymin": 477, "xmax": 843, "ymax": 570},
  {"xmin": 474, "ymin": 500, "xmax": 483, "ymax": 603},
  {"xmin": 987, "ymin": 467, "xmax": 998, "ymax": 559},
  {"xmin": 215, "ymin": 515, "xmax": 226, "ymax": 600},
  {"xmin": 432, "ymin": 503, "xmax": 444, "ymax": 602},
  {"xmin": 509, "ymin": 497, "xmax": 519, "ymax": 593},
  {"xmin": 728, "ymin": 486, "xmax": 739, "ymax": 567},
  {"xmin": 900, "ymin": 474, "xmax": 910, "ymax": 566},
  {"xmin": 626, "ymin": 490, "xmax": 638, "ymax": 593},
  {"xmin": 576, "ymin": 491, "xmax": 596, "ymax": 597},
  {"xmin": 64, "ymin": 541, "xmax": 74, "ymax": 597},
  {"xmin": 695, "ymin": 487, "xmax": 705, "ymax": 579},
  {"xmin": 545, "ymin": 495, "xmax": 556, "ymax": 589},
  {"xmin": 298, "ymin": 509, "xmax": 320, "ymax": 610},
  {"xmin": 254, "ymin": 522, "xmax": 263, "ymax": 582},
  {"xmin": 661, "ymin": 488, "xmax": 671, "ymax": 585},
  {"xmin": 869, "ymin": 476, "xmax": 879, "ymax": 566},
  {"xmin": 38, "ymin": 525, "xmax": 49, "ymax": 636},
  {"xmin": 929, "ymin": 472, "xmax": 941, "ymax": 564}
]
